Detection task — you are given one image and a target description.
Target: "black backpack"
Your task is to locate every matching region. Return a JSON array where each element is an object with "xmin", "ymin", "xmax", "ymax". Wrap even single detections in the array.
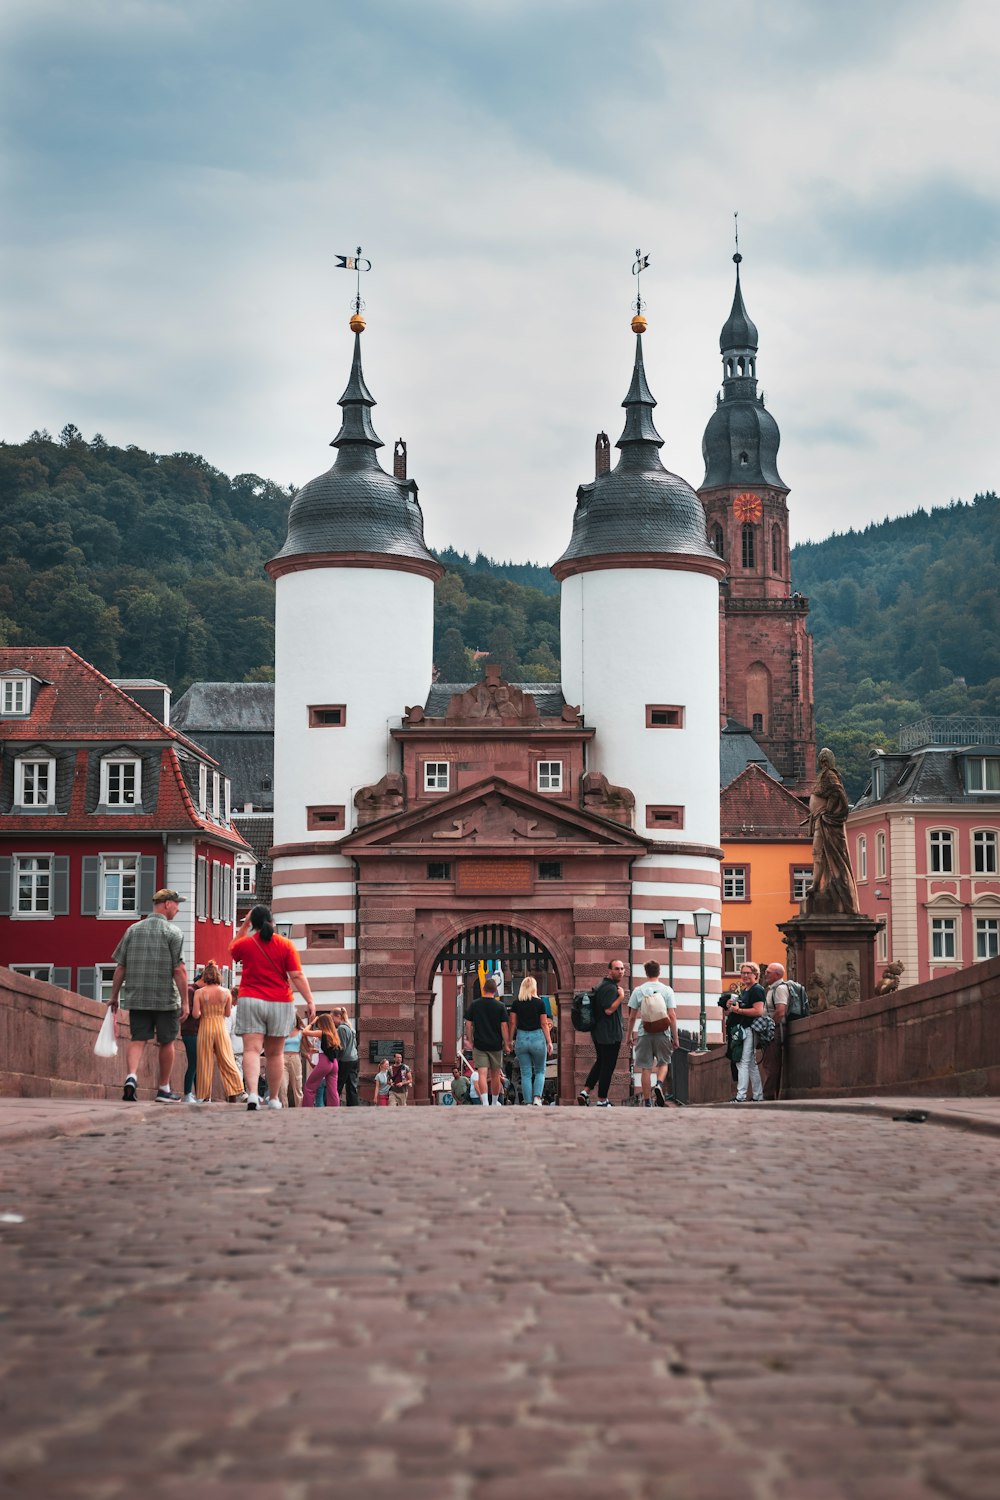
[
  {"xmin": 785, "ymin": 980, "xmax": 810, "ymax": 1019},
  {"xmin": 571, "ymin": 989, "xmax": 597, "ymax": 1033}
]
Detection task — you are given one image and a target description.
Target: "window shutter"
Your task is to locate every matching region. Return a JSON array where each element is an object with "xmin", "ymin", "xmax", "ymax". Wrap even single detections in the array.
[
  {"xmin": 138, "ymin": 856, "xmax": 157, "ymax": 914},
  {"xmin": 0, "ymin": 856, "xmax": 11, "ymax": 917},
  {"xmin": 212, "ymin": 862, "xmax": 220, "ymax": 922},
  {"xmin": 196, "ymin": 857, "xmax": 207, "ymax": 920},
  {"xmin": 225, "ymin": 864, "xmax": 233, "ymax": 924},
  {"xmin": 81, "ymin": 857, "xmax": 100, "ymax": 915},
  {"xmin": 53, "ymin": 856, "xmax": 70, "ymax": 915},
  {"xmin": 52, "ymin": 967, "xmax": 71, "ymax": 991},
  {"xmin": 77, "ymin": 967, "xmax": 97, "ymax": 1000}
]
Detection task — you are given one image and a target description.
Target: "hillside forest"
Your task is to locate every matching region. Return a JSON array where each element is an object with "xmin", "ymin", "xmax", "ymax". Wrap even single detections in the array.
[{"xmin": 0, "ymin": 427, "xmax": 997, "ymax": 796}]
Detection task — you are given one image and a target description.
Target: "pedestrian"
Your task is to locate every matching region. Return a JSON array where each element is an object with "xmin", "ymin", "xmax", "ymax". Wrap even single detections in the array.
[
  {"xmin": 761, "ymin": 961, "xmax": 790, "ymax": 1100},
  {"xmin": 388, "ymin": 1051, "xmax": 412, "ymax": 1106},
  {"xmin": 373, "ymin": 1055, "xmax": 393, "ymax": 1106},
  {"xmin": 625, "ymin": 959, "xmax": 679, "ymax": 1107},
  {"xmin": 279, "ymin": 1016, "xmax": 307, "ymax": 1107},
  {"xmin": 508, "ymin": 975, "xmax": 552, "ymax": 1105},
  {"xmin": 577, "ymin": 958, "xmax": 627, "ymax": 1107},
  {"xmin": 230, "ymin": 905, "xmax": 317, "ymax": 1112},
  {"xmin": 727, "ymin": 961, "xmax": 766, "ymax": 1103},
  {"xmin": 302, "ymin": 1013, "xmax": 342, "ymax": 1108},
  {"xmin": 181, "ymin": 969, "xmax": 203, "ymax": 1103},
  {"xmin": 108, "ymin": 888, "xmax": 190, "ymax": 1104},
  {"xmin": 192, "ymin": 960, "xmax": 246, "ymax": 1103},
  {"xmin": 464, "ymin": 976, "xmax": 511, "ymax": 1108},
  {"xmin": 333, "ymin": 1006, "xmax": 360, "ymax": 1106}
]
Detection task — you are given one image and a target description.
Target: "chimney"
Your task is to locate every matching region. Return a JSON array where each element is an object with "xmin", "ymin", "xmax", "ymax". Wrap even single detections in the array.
[
  {"xmin": 393, "ymin": 439, "xmax": 407, "ymax": 481},
  {"xmin": 595, "ymin": 431, "xmax": 610, "ymax": 477}
]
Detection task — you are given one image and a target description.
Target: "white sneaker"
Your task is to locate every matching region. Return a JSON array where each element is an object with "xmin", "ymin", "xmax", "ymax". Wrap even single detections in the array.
[
  {"xmin": 183, "ymin": 1092, "xmax": 196, "ymax": 1104},
  {"xmin": 532, "ymin": 1099, "xmax": 543, "ymax": 1106},
  {"xmin": 265, "ymin": 1098, "xmax": 283, "ymax": 1110},
  {"xmin": 246, "ymin": 1096, "xmax": 259, "ymax": 1111}
]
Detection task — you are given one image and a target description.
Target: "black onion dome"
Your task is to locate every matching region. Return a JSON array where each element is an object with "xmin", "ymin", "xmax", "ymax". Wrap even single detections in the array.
[
  {"xmin": 719, "ymin": 256, "xmax": 758, "ymax": 352},
  {"xmin": 701, "ymin": 255, "xmax": 786, "ymax": 492},
  {"xmin": 554, "ymin": 335, "xmax": 720, "ymax": 573},
  {"xmin": 269, "ymin": 333, "xmax": 439, "ymax": 570}
]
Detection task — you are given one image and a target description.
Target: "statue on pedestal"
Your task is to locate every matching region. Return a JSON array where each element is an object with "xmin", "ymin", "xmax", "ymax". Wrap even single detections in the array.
[{"xmin": 804, "ymin": 748, "xmax": 859, "ymax": 916}]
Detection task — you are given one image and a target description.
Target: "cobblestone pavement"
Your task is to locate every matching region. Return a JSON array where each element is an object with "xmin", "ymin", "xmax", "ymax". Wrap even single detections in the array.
[{"xmin": 1, "ymin": 1103, "xmax": 999, "ymax": 1500}]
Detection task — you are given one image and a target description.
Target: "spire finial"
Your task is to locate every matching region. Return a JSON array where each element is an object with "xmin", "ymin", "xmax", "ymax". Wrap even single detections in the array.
[
  {"xmin": 733, "ymin": 211, "xmax": 742, "ymax": 266},
  {"xmin": 337, "ymin": 246, "xmax": 372, "ymax": 332},
  {"xmin": 631, "ymin": 248, "xmax": 650, "ymax": 333}
]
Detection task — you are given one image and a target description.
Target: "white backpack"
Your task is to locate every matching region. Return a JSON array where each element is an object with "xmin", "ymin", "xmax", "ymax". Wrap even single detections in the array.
[{"xmin": 639, "ymin": 985, "xmax": 670, "ymax": 1033}]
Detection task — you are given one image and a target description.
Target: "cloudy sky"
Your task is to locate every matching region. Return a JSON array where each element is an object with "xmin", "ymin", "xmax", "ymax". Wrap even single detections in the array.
[{"xmin": 2, "ymin": 0, "xmax": 998, "ymax": 565}]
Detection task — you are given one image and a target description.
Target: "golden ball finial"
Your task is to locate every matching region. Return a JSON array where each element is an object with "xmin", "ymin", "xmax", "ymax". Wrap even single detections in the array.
[
  {"xmin": 631, "ymin": 314, "xmax": 648, "ymax": 334},
  {"xmin": 349, "ymin": 313, "xmax": 366, "ymax": 333}
]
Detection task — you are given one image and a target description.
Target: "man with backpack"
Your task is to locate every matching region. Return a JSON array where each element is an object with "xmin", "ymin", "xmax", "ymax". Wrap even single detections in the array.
[
  {"xmin": 761, "ymin": 961, "xmax": 809, "ymax": 1100},
  {"xmin": 625, "ymin": 960, "xmax": 678, "ymax": 1107},
  {"xmin": 333, "ymin": 1006, "xmax": 360, "ymax": 1106},
  {"xmin": 577, "ymin": 958, "xmax": 627, "ymax": 1107}
]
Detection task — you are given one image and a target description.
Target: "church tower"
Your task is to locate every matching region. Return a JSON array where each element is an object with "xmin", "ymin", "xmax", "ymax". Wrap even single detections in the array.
[
  {"xmin": 554, "ymin": 315, "xmax": 725, "ymax": 1024},
  {"xmin": 699, "ymin": 253, "xmax": 815, "ymax": 789},
  {"xmin": 266, "ymin": 317, "xmax": 441, "ymax": 1005}
]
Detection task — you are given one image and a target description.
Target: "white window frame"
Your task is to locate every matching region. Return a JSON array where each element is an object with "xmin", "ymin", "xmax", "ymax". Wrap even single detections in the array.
[
  {"xmin": 928, "ymin": 829, "xmax": 954, "ymax": 875},
  {"xmin": 975, "ymin": 916, "xmax": 1000, "ymax": 961},
  {"xmin": 102, "ymin": 756, "xmax": 141, "ymax": 807},
  {"xmin": 100, "ymin": 853, "xmax": 139, "ymax": 917},
  {"xmin": 791, "ymin": 866, "xmax": 813, "ymax": 901},
  {"xmin": 11, "ymin": 963, "xmax": 54, "ymax": 982},
  {"xmin": 198, "ymin": 763, "xmax": 208, "ymax": 813},
  {"xmin": 1, "ymin": 677, "xmax": 29, "ymax": 714},
  {"xmin": 15, "ymin": 755, "xmax": 56, "ymax": 808},
  {"xmin": 235, "ymin": 858, "xmax": 256, "ymax": 895},
  {"xmin": 875, "ymin": 831, "xmax": 887, "ymax": 880},
  {"xmin": 972, "ymin": 830, "xmax": 998, "ymax": 876},
  {"xmin": 212, "ymin": 771, "xmax": 220, "ymax": 821},
  {"xmin": 966, "ymin": 757, "xmax": 1000, "ymax": 793},
  {"xmin": 15, "ymin": 854, "xmax": 53, "ymax": 917},
  {"xmin": 723, "ymin": 934, "xmax": 749, "ymax": 973},
  {"xmin": 96, "ymin": 964, "xmax": 118, "ymax": 1003},
  {"xmin": 224, "ymin": 778, "xmax": 231, "ymax": 824},
  {"xmin": 930, "ymin": 915, "xmax": 957, "ymax": 961},
  {"xmin": 877, "ymin": 920, "xmax": 889, "ymax": 961},
  {"xmin": 537, "ymin": 761, "xmax": 563, "ymax": 793},
  {"xmin": 723, "ymin": 866, "xmax": 748, "ymax": 901},
  {"xmin": 856, "ymin": 835, "xmax": 867, "ymax": 882},
  {"xmin": 423, "ymin": 761, "xmax": 450, "ymax": 792}
]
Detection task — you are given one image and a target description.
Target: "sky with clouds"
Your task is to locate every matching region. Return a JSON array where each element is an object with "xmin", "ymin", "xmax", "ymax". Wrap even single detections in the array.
[{"xmin": 2, "ymin": 0, "xmax": 998, "ymax": 565}]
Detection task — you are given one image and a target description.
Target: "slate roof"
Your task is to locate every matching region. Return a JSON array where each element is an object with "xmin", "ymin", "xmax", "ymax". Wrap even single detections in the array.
[
  {"xmin": 554, "ymin": 335, "xmax": 720, "ymax": 570},
  {"xmin": 853, "ymin": 745, "xmax": 1000, "ymax": 809},
  {"xmin": 269, "ymin": 332, "xmax": 439, "ymax": 570},
  {"xmin": 424, "ymin": 683, "xmax": 569, "ymax": 719},
  {"xmin": 721, "ymin": 763, "xmax": 809, "ymax": 841},
  {"xmin": 701, "ymin": 256, "xmax": 786, "ymax": 492},
  {"xmin": 172, "ymin": 683, "xmax": 275, "ymax": 733},
  {"xmin": 233, "ymin": 814, "xmax": 274, "ymax": 908},
  {"xmin": 720, "ymin": 718, "xmax": 781, "ymax": 788}
]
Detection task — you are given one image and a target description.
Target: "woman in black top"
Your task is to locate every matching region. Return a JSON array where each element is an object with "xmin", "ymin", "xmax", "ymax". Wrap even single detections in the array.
[
  {"xmin": 509, "ymin": 976, "xmax": 553, "ymax": 1105},
  {"xmin": 727, "ymin": 962, "xmax": 766, "ymax": 1103}
]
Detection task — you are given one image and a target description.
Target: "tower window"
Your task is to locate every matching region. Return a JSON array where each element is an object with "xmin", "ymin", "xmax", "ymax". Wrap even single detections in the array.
[
  {"xmin": 710, "ymin": 523, "xmax": 724, "ymax": 558},
  {"xmin": 752, "ymin": 713, "xmax": 764, "ymax": 733},
  {"xmin": 739, "ymin": 451, "xmax": 749, "ymax": 466},
  {"xmin": 771, "ymin": 524, "xmax": 781, "ymax": 573},
  {"xmin": 646, "ymin": 705, "xmax": 684, "ymax": 729},
  {"xmin": 741, "ymin": 524, "xmax": 756, "ymax": 568},
  {"xmin": 646, "ymin": 805, "xmax": 684, "ymax": 829},
  {"xmin": 308, "ymin": 704, "xmax": 347, "ymax": 727}
]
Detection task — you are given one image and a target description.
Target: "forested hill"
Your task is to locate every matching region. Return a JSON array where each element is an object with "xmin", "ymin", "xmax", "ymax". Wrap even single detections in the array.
[{"xmin": 0, "ymin": 427, "xmax": 996, "ymax": 798}]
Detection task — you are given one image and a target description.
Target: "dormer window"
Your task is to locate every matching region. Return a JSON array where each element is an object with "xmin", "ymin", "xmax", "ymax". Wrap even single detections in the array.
[
  {"xmin": 16, "ymin": 756, "xmax": 56, "ymax": 808},
  {"xmin": 212, "ymin": 770, "xmax": 220, "ymax": 821},
  {"xmin": 966, "ymin": 756, "xmax": 1000, "ymax": 793},
  {"xmin": 198, "ymin": 763, "xmax": 208, "ymax": 813},
  {"xmin": 102, "ymin": 756, "xmax": 141, "ymax": 807},
  {"xmin": 1, "ymin": 677, "xmax": 30, "ymax": 715}
]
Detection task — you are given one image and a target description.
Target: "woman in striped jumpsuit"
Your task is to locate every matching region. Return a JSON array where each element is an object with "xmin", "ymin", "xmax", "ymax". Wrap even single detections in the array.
[{"xmin": 194, "ymin": 960, "xmax": 246, "ymax": 1102}]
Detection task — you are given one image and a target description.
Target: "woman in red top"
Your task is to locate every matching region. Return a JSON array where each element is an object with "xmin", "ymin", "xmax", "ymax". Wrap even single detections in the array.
[{"xmin": 231, "ymin": 905, "xmax": 317, "ymax": 1112}]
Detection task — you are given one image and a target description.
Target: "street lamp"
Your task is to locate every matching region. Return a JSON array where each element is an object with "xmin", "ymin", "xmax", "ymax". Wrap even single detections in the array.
[
  {"xmin": 661, "ymin": 917, "xmax": 679, "ymax": 989},
  {"xmin": 692, "ymin": 909, "xmax": 712, "ymax": 1052}
]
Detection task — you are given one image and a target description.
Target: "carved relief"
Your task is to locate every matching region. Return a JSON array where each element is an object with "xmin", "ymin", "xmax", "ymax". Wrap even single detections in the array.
[
  {"xmin": 354, "ymin": 772, "xmax": 406, "ymax": 826},
  {"xmin": 444, "ymin": 663, "xmax": 540, "ymax": 723},
  {"xmin": 580, "ymin": 771, "xmax": 636, "ymax": 828}
]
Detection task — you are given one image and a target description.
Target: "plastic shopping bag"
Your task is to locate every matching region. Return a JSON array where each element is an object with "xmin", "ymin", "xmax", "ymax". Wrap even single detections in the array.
[{"xmin": 94, "ymin": 1006, "xmax": 118, "ymax": 1059}]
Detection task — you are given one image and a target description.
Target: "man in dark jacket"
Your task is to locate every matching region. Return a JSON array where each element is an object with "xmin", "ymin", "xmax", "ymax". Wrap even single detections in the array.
[{"xmin": 577, "ymin": 958, "xmax": 627, "ymax": 1107}]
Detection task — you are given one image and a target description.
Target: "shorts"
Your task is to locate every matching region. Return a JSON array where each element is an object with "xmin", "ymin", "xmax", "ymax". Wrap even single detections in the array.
[
  {"xmin": 473, "ymin": 1047, "xmax": 503, "ymax": 1073},
  {"xmin": 128, "ymin": 1008, "xmax": 181, "ymax": 1044},
  {"xmin": 377, "ymin": 1094, "xmax": 391, "ymax": 1107},
  {"xmin": 634, "ymin": 1031, "xmax": 672, "ymax": 1069},
  {"xmin": 234, "ymin": 996, "xmax": 295, "ymax": 1038}
]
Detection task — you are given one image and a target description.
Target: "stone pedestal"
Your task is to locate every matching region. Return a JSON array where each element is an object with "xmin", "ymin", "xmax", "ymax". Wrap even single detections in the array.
[{"xmin": 778, "ymin": 913, "xmax": 881, "ymax": 1009}]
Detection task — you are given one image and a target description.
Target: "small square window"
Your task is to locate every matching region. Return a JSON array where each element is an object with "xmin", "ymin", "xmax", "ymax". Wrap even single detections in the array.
[
  {"xmin": 538, "ymin": 861, "xmax": 563, "ymax": 880},
  {"xmin": 646, "ymin": 705, "xmax": 684, "ymax": 729},
  {"xmin": 235, "ymin": 859, "xmax": 256, "ymax": 894},
  {"xmin": 306, "ymin": 924, "xmax": 344, "ymax": 948},
  {"xmin": 427, "ymin": 861, "xmax": 452, "ymax": 880},
  {"xmin": 537, "ymin": 761, "xmax": 563, "ymax": 792},
  {"xmin": 308, "ymin": 704, "xmax": 346, "ymax": 727},
  {"xmin": 646, "ymin": 805, "xmax": 684, "ymax": 829},
  {"xmin": 722, "ymin": 865, "xmax": 748, "ymax": 901},
  {"xmin": 424, "ymin": 762, "xmax": 450, "ymax": 792},
  {"xmin": 306, "ymin": 805, "xmax": 346, "ymax": 830}
]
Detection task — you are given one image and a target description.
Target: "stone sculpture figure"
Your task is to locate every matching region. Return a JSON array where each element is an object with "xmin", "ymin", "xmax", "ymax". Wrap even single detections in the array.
[
  {"xmin": 804, "ymin": 748, "xmax": 860, "ymax": 916},
  {"xmin": 874, "ymin": 960, "xmax": 904, "ymax": 995}
]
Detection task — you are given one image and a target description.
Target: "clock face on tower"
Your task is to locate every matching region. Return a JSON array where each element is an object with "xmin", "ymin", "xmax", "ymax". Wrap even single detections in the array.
[{"xmin": 733, "ymin": 492, "xmax": 763, "ymax": 524}]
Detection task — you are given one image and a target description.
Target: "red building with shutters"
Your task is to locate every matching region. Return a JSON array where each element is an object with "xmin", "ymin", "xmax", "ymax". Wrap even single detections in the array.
[{"xmin": 0, "ymin": 648, "xmax": 251, "ymax": 998}]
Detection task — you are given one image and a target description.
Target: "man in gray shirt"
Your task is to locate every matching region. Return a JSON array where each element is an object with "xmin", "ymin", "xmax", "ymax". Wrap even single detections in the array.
[{"xmin": 109, "ymin": 888, "xmax": 189, "ymax": 1104}]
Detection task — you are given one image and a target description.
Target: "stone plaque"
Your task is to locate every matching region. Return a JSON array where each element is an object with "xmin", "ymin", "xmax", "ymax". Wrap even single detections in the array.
[
  {"xmin": 814, "ymin": 949, "xmax": 862, "ymax": 1008},
  {"xmin": 457, "ymin": 859, "xmax": 533, "ymax": 894},
  {"xmin": 368, "ymin": 1040, "xmax": 404, "ymax": 1063}
]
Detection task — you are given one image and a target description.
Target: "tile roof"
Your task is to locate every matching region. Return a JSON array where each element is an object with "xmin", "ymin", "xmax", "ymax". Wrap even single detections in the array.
[{"xmin": 721, "ymin": 763, "xmax": 810, "ymax": 841}]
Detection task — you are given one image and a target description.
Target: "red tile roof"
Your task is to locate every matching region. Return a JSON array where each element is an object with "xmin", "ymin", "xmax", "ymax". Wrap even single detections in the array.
[{"xmin": 721, "ymin": 763, "xmax": 811, "ymax": 841}]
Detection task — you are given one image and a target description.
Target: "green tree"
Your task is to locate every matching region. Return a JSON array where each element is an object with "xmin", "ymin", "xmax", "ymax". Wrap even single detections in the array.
[{"xmin": 436, "ymin": 627, "xmax": 473, "ymax": 681}]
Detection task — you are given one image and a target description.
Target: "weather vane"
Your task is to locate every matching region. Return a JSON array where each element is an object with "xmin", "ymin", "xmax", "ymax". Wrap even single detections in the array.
[
  {"xmin": 631, "ymin": 248, "xmax": 650, "ymax": 332},
  {"xmin": 733, "ymin": 211, "xmax": 741, "ymax": 265},
  {"xmin": 336, "ymin": 245, "xmax": 372, "ymax": 330}
]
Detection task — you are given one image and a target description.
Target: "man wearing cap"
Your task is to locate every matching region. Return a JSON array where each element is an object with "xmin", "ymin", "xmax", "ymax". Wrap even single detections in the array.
[{"xmin": 108, "ymin": 888, "xmax": 190, "ymax": 1104}]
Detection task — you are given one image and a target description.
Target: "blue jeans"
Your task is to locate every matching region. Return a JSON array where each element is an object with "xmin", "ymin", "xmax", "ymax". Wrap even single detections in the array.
[{"xmin": 515, "ymin": 1030, "xmax": 547, "ymax": 1102}]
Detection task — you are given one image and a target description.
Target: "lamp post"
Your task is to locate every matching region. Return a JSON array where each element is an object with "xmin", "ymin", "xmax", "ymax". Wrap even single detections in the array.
[
  {"xmin": 661, "ymin": 917, "xmax": 679, "ymax": 989},
  {"xmin": 692, "ymin": 909, "xmax": 712, "ymax": 1052}
]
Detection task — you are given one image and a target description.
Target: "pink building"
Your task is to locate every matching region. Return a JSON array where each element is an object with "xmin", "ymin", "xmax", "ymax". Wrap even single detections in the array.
[{"xmin": 849, "ymin": 718, "xmax": 1000, "ymax": 988}]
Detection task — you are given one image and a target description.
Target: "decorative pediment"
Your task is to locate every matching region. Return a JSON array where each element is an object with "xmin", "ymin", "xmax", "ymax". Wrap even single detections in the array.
[
  {"xmin": 445, "ymin": 665, "xmax": 539, "ymax": 724},
  {"xmin": 341, "ymin": 775, "xmax": 649, "ymax": 853}
]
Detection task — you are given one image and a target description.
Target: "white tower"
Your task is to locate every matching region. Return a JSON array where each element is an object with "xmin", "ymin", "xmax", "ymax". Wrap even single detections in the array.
[
  {"xmin": 266, "ymin": 322, "xmax": 442, "ymax": 1009},
  {"xmin": 552, "ymin": 321, "xmax": 726, "ymax": 1035}
]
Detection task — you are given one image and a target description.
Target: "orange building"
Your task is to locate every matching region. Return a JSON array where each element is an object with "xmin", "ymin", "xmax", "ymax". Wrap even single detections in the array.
[{"xmin": 720, "ymin": 764, "xmax": 812, "ymax": 981}]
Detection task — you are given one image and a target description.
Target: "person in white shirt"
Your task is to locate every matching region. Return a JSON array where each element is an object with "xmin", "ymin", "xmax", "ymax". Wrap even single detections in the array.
[{"xmin": 625, "ymin": 960, "xmax": 679, "ymax": 1108}]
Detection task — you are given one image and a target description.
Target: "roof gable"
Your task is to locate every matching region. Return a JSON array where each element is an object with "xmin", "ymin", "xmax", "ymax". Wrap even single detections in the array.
[{"xmin": 721, "ymin": 763, "xmax": 809, "ymax": 840}]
